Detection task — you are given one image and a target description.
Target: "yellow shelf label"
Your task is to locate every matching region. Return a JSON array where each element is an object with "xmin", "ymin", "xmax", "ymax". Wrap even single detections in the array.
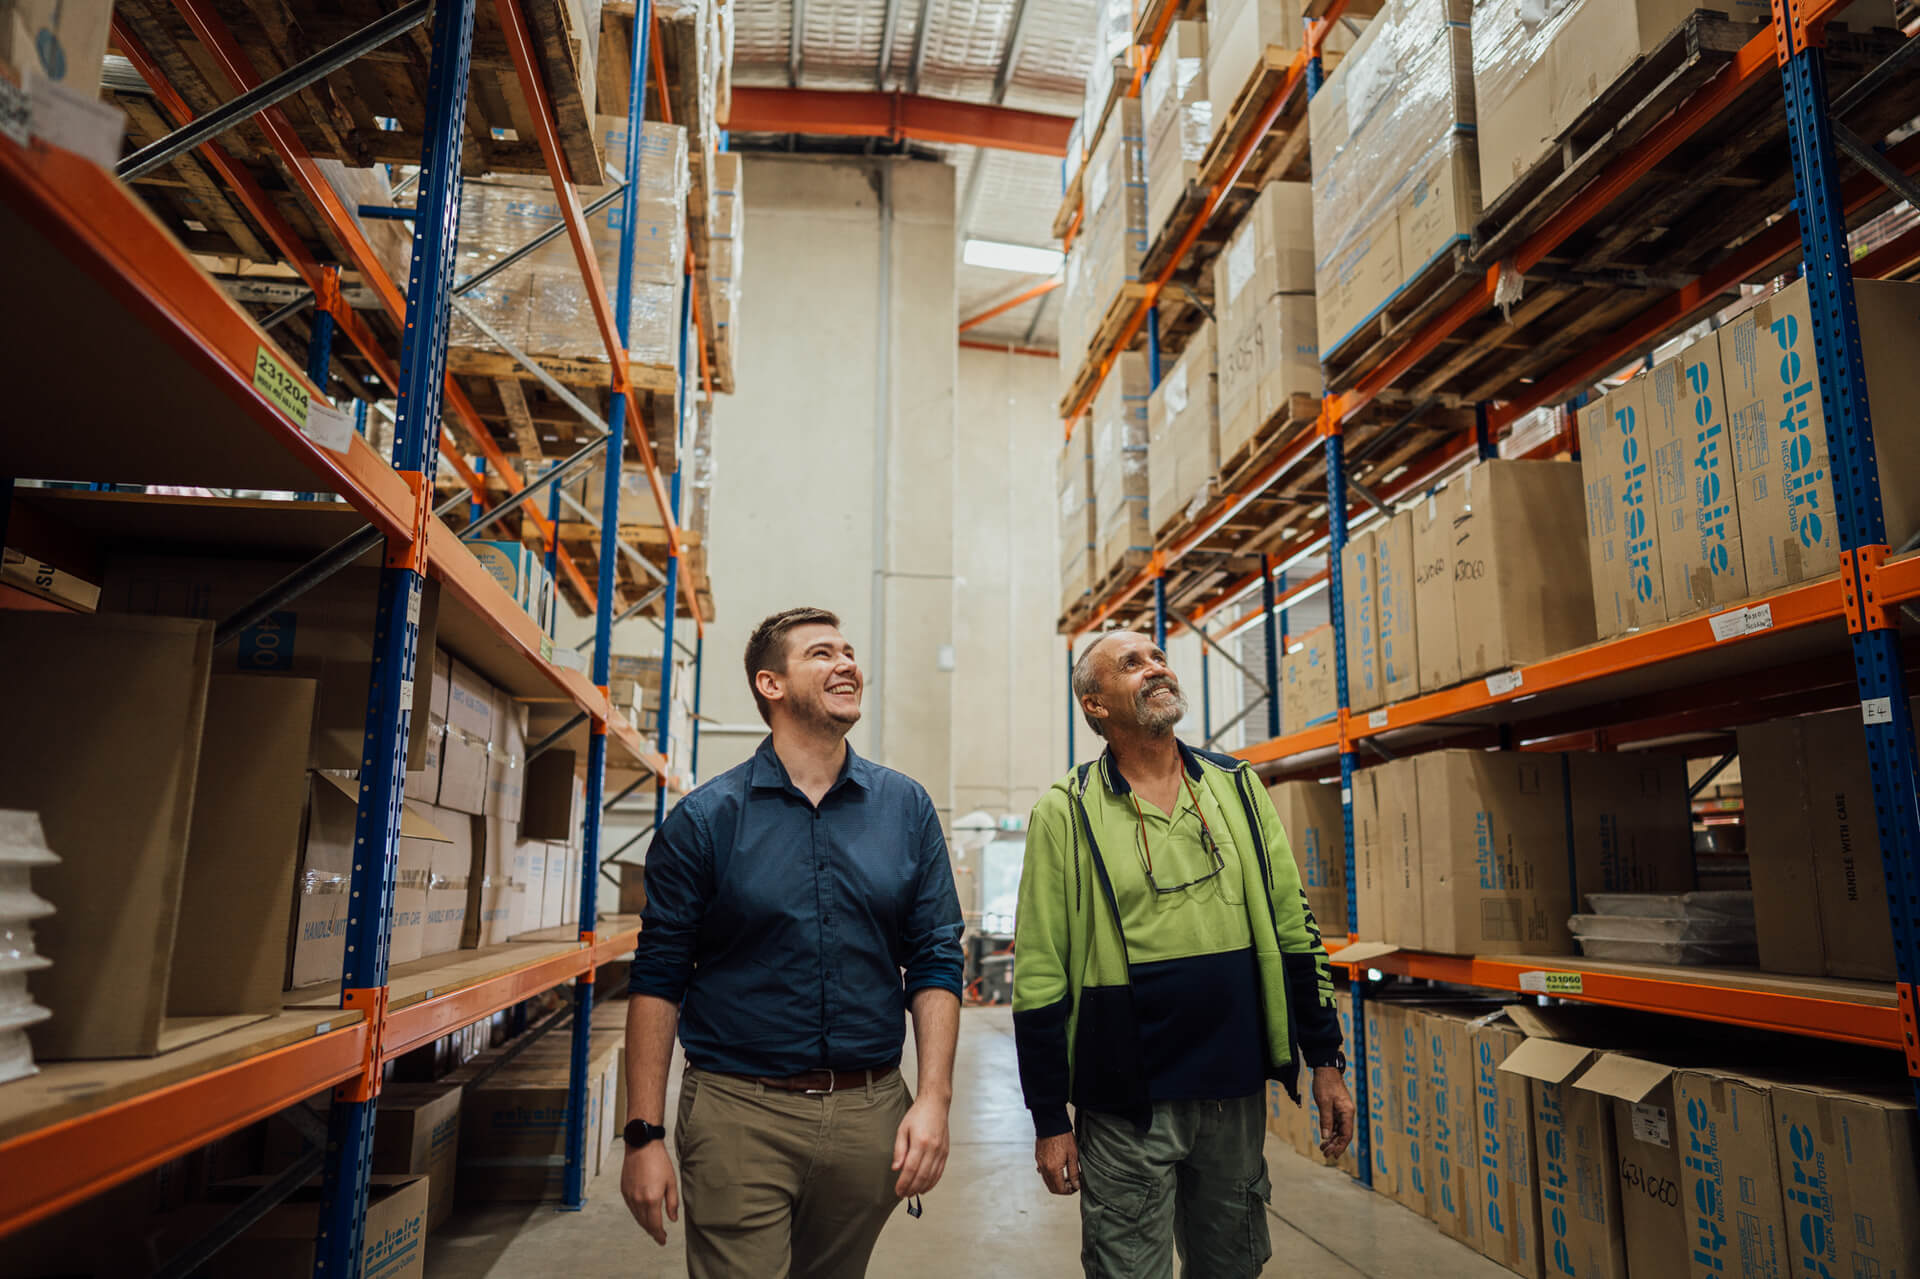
[
  {"xmin": 254, "ymin": 346, "xmax": 310, "ymax": 426},
  {"xmin": 1519, "ymin": 969, "xmax": 1585, "ymax": 996}
]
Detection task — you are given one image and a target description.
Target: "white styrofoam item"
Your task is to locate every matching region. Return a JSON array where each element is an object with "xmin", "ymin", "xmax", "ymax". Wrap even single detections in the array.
[
  {"xmin": 0, "ymin": 810, "xmax": 57, "ymax": 1084},
  {"xmin": 1581, "ymin": 890, "xmax": 1754, "ymax": 920}
]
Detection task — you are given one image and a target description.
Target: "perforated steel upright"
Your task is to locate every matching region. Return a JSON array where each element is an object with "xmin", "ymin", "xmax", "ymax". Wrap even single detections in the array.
[
  {"xmin": 1773, "ymin": 0, "xmax": 1920, "ymax": 1113},
  {"xmin": 565, "ymin": 0, "xmax": 657, "ymax": 1208},
  {"xmin": 313, "ymin": 0, "xmax": 476, "ymax": 1270}
]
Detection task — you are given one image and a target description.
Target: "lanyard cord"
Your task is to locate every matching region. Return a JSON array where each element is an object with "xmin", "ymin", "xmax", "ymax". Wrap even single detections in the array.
[{"xmin": 1129, "ymin": 775, "xmax": 1214, "ymax": 876}]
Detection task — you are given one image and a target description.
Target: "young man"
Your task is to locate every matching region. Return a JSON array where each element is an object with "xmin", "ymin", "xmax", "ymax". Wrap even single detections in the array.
[
  {"xmin": 1014, "ymin": 630, "xmax": 1354, "ymax": 1278},
  {"xmin": 621, "ymin": 607, "xmax": 965, "ymax": 1278}
]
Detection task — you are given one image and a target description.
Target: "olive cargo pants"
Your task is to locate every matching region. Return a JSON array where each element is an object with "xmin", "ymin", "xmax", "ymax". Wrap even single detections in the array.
[
  {"xmin": 1077, "ymin": 1092, "xmax": 1274, "ymax": 1279},
  {"xmin": 675, "ymin": 1066, "xmax": 912, "ymax": 1279}
]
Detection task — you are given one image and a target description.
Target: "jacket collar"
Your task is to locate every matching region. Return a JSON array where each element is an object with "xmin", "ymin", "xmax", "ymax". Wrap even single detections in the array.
[
  {"xmin": 1096, "ymin": 740, "xmax": 1206, "ymax": 796},
  {"xmin": 749, "ymin": 735, "xmax": 871, "ymax": 798}
]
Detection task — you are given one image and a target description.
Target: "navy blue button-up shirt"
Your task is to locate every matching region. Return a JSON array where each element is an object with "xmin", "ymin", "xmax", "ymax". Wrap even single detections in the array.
[{"xmin": 630, "ymin": 737, "xmax": 965, "ymax": 1077}]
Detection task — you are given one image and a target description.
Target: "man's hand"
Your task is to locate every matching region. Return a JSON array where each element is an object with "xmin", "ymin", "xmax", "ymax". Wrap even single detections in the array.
[
  {"xmin": 892, "ymin": 1094, "xmax": 951, "ymax": 1197},
  {"xmin": 621, "ymin": 1143, "xmax": 680, "ymax": 1245},
  {"xmin": 1313, "ymin": 1065, "xmax": 1357, "ymax": 1161},
  {"xmin": 1034, "ymin": 1132, "xmax": 1081, "ymax": 1195}
]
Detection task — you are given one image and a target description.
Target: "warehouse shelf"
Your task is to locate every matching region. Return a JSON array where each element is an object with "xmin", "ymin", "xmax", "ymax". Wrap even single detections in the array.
[
  {"xmin": 1327, "ymin": 946, "xmax": 1903, "ymax": 1049},
  {"xmin": 4, "ymin": 489, "xmax": 668, "ymax": 779}
]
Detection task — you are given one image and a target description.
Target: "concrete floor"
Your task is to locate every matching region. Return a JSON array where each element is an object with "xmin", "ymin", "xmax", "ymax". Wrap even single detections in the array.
[{"xmin": 426, "ymin": 1006, "xmax": 1512, "ymax": 1278}]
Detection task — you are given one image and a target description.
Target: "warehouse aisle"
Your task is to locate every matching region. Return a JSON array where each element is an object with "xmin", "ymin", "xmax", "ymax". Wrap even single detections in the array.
[{"xmin": 426, "ymin": 1006, "xmax": 1509, "ymax": 1278}]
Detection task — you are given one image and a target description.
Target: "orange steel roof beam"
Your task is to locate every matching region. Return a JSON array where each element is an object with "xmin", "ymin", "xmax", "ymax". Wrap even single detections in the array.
[
  {"xmin": 960, "ymin": 340, "xmax": 1059, "ymax": 359},
  {"xmin": 723, "ymin": 88, "xmax": 1074, "ymax": 157},
  {"xmin": 164, "ymin": 0, "xmax": 596, "ymax": 608},
  {"xmin": 959, "ymin": 278, "xmax": 1062, "ymax": 332}
]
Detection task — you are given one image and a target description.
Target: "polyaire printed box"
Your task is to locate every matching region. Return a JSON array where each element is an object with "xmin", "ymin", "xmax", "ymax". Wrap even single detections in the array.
[
  {"xmin": 1737, "ymin": 704, "xmax": 1903, "ymax": 979},
  {"xmin": 1416, "ymin": 750, "xmax": 1571, "ymax": 956},
  {"xmin": 1343, "ymin": 528, "xmax": 1385, "ymax": 713},
  {"xmin": 1281, "ymin": 625, "xmax": 1337, "ymax": 732},
  {"xmin": 1450, "ymin": 460, "xmax": 1596, "ymax": 682},
  {"xmin": 1650, "ymin": 336, "xmax": 1748, "ymax": 615},
  {"xmin": 1501, "ymin": 1032, "xmax": 1627, "ymax": 1279},
  {"xmin": 1579, "ymin": 381, "xmax": 1670, "ymax": 638},
  {"xmin": 1268, "ymin": 779, "xmax": 1348, "ymax": 937},
  {"xmin": 1395, "ymin": 1002, "xmax": 1432, "ymax": 1214},
  {"xmin": 1772, "ymin": 1083, "xmax": 1920, "ymax": 1279},
  {"xmin": 1413, "ymin": 480, "xmax": 1467, "ymax": 692},
  {"xmin": 1673, "ymin": 1067, "xmax": 1789, "ymax": 1279},
  {"xmin": 1364, "ymin": 998, "xmax": 1402, "ymax": 1196},
  {"xmin": 176, "ymin": 1174, "xmax": 427, "ymax": 1279},
  {"xmin": 1578, "ymin": 1054, "xmax": 1690, "ymax": 1279},
  {"xmin": 1471, "ymin": 1017, "xmax": 1543, "ymax": 1278},
  {"xmin": 1351, "ymin": 767, "xmax": 1385, "ymax": 939},
  {"xmin": 1420, "ymin": 1008, "xmax": 1483, "ymax": 1246},
  {"xmin": 373, "ymin": 1083, "xmax": 463, "ymax": 1233},
  {"xmin": 1372, "ymin": 756, "xmax": 1424, "ymax": 948},
  {"xmin": 1377, "ymin": 509, "xmax": 1420, "ymax": 704}
]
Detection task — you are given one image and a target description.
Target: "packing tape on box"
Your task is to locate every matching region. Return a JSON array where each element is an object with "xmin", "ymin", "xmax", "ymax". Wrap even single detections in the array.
[{"xmin": 303, "ymin": 871, "xmax": 349, "ymax": 897}]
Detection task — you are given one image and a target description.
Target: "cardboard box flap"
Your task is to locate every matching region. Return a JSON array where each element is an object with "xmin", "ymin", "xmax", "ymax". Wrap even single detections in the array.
[
  {"xmin": 1572, "ymin": 1052, "xmax": 1672, "ymax": 1103},
  {"xmin": 1497, "ymin": 1035, "xmax": 1595, "ymax": 1085},
  {"xmin": 1329, "ymin": 941, "xmax": 1400, "ymax": 964},
  {"xmin": 313, "ymin": 772, "xmax": 452, "ymax": 842}
]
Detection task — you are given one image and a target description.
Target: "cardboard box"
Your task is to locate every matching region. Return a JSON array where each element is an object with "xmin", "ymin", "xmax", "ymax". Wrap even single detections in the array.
[
  {"xmin": 471, "ymin": 817, "xmax": 523, "ymax": 946},
  {"xmin": 1673, "ymin": 1067, "xmax": 1789, "ymax": 1279},
  {"xmin": 1414, "ymin": 481, "xmax": 1467, "ymax": 692},
  {"xmin": 291, "ymin": 775, "xmax": 453, "ymax": 986},
  {"xmin": 172, "ymin": 1175, "xmax": 427, "ymax": 1279},
  {"xmin": 1471, "ymin": 1017, "xmax": 1544, "ymax": 1277},
  {"xmin": 543, "ymin": 839, "xmax": 570, "ymax": 929},
  {"xmin": 1419, "ymin": 1007, "xmax": 1483, "ymax": 1245},
  {"xmin": 519, "ymin": 837, "xmax": 551, "ymax": 936},
  {"xmin": 1364, "ymin": 997, "xmax": 1402, "ymax": 1196},
  {"xmin": 1451, "ymin": 461, "xmax": 1596, "ymax": 682},
  {"xmin": 1416, "ymin": 750, "xmax": 1571, "ymax": 956},
  {"xmin": 1352, "ymin": 765, "xmax": 1385, "ymax": 939},
  {"xmin": 0, "ymin": 0, "xmax": 112, "ymax": 95},
  {"xmin": 374, "ymin": 1083, "xmax": 463, "ymax": 1232},
  {"xmin": 0, "ymin": 615, "xmax": 319, "ymax": 1059},
  {"xmin": 1579, "ymin": 381, "xmax": 1670, "ymax": 639},
  {"xmin": 1567, "ymin": 751, "xmax": 1694, "ymax": 906},
  {"xmin": 1281, "ymin": 624, "xmax": 1337, "ymax": 732},
  {"xmin": 1373, "ymin": 756, "xmax": 1423, "ymax": 948},
  {"xmin": 1738, "ymin": 705, "xmax": 1901, "ymax": 979},
  {"xmin": 1268, "ymin": 779, "xmax": 1347, "ymax": 936},
  {"xmin": 1579, "ymin": 1054, "xmax": 1690, "ymax": 1279},
  {"xmin": 1648, "ymin": 339, "xmax": 1748, "ymax": 616},
  {"xmin": 1500, "ymin": 1032, "xmax": 1628, "ymax": 1279},
  {"xmin": 1377, "ymin": 508, "xmax": 1420, "ymax": 704},
  {"xmin": 1146, "ymin": 320, "xmax": 1220, "ymax": 534},
  {"xmin": 422, "ymin": 805, "xmax": 478, "ymax": 958},
  {"xmin": 1145, "ymin": 20, "xmax": 1211, "ymax": 247},
  {"xmin": 1206, "ymin": 0, "xmax": 1297, "ymax": 115},
  {"xmin": 1772, "ymin": 1083, "xmax": 1920, "ymax": 1279},
  {"xmin": 458, "ymin": 1035, "xmax": 620, "ymax": 1201},
  {"xmin": 99, "ymin": 556, "xmax": 440, "ymax": 772},
  {"xmin": 1343, "ymin": 527, "xmax": 1385, "ymax": 713},
  {"xmin": 438, "ymin": 659, "xmax": 493, "ymax": 815},
  {"xmin": 522, "ymin": 748, "xmax": 580, "ymax": 841},
  {"xmin": 1092, "ymin": 351, "xmax": 1154, "ymax": 582},
  {"xmin": 1059, "ymin": 418, "xmax": 1096, "ymax": 617},
  {"xmin": 1392, "ymin": 1000, "xmax": 1432, "ymax": 1213},
  {"xmin": 485, "ymin": 685, "xmax": 527, "ymax": 820},
  {"xmin": 1213, "ymin": 183, "xmax": 1319, "ymax": 463}
]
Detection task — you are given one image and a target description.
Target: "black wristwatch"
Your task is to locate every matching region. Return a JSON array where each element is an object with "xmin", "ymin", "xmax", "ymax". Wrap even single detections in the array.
[
  {"xmin": 1312, "ymin": 1051, "xmax": 1348, "ymax": 1072},
  {"xmin": 623, "ymin": 1118, "xmax": 668, "ymax": 1149}
]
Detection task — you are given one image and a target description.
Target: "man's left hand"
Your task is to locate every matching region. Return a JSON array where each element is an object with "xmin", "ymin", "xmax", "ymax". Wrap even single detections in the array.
[
  {"xmin": 1312, "ymin": 1066, "xmax": 1356, "ymax": 1161},
  {"xmin": 892, "ymin": 1094, "xmax": 951, "ymax": 1197}
]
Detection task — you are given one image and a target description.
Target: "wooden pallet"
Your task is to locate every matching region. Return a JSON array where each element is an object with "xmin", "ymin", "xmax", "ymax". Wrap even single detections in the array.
[
  {"xmin": 1320, "ymin": 14, "xmax": 1914, "ymax": 403},
  {"xmin": 444, "ymin": 348, "xmax": 679, "ymax": 475},
  {"xmin": 1058, "ymin": 283, "xmax": 1154, "ymax": 418},
  {"xmin": 117, "ymin": 0, "xmax": 605, "ymax": 182},
  {"xmin": 1218, "ymin": 393, "xmax": 1323, "ymax": 495},
  {"xmin": 1134, "ymin": 0, "xmax": 1207, "ymax": 47}
]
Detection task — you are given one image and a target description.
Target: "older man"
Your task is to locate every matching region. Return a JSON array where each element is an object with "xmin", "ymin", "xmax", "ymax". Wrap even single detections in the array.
[{"xmin": 1013, "ymin": 629, "xmax": 1353, "ymax": 1278}]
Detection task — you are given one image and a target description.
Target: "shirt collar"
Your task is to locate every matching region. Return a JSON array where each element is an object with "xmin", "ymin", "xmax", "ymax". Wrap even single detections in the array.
[
  {"xmin": 1097, "ymin": 741, "xmax": 1204, "ymax": 796},
  {"xmin": 749, "ymin": 735, "xmax": 871, "ymax": 798}
]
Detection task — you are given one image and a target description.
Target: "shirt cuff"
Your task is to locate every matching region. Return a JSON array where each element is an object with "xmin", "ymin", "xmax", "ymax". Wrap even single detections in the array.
[{"xmin": 1030, "ymin": 1104, "xmax": 1072, "ymax": 1139}]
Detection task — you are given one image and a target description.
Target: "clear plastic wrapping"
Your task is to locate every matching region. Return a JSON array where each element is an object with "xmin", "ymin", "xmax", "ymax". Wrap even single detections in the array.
[
  {"xmin": 709, "ymin": 149, "xmax": 744, "ymax": 374},
  {"xmin": 1079, "ymin": 0, "xmax": 1136, "ymax": 146},
  {"xmin": 1059, "ymin": 427, "xmax": 1097, "ymax": 613},
  {"xmin": 1148, "ymin": 318, "xmax": 1219, "ymax": 533},
  {"xmin": 1092, "ymin": 351, "xmax": 1153, "ymax": 578},
  {"xmin": 1309, "ymin": 0, "xmax": 1478, "ymax": 353},
  {"xmin": 686, "ymin": 398, "xmax": 715, "ymax": 541},
  {"xmin": 451, "ymin": 119, "xmax": 689, "ymax": 368},
  {"xmin": 1145, "ymin": 22, "xmax": 1212, "ymax": 246},
  {"xmin": 1082, "ymin": 99, "xmax": 1147, "ymax": 326}
]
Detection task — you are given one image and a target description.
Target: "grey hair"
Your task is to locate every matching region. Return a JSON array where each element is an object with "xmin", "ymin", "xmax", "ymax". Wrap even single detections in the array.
[{"xmin": 1071, "ymin": 632, "xmax": 1123, "ymax": 738}]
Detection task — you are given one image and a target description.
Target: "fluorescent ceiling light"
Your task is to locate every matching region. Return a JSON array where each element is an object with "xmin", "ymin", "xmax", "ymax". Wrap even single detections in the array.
[{"xmin": 964, "ymin": 238, "xmax": 1064, "ymax": 275}]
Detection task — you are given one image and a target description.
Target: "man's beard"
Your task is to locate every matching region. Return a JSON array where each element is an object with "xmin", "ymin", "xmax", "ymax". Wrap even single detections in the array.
[
  {"xmin": 793, "ymin": 683, "xmax": 862, "ymax": 731},
  {"xmin": 1134, "ymin": 677, "xmax": 1187, "ymax": 734}
]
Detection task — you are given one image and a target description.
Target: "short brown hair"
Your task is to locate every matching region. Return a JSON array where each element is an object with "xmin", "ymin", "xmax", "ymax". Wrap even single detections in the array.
[{"xmin": 744, "ymin": 607, "xmax": 842, "ymax": 725}]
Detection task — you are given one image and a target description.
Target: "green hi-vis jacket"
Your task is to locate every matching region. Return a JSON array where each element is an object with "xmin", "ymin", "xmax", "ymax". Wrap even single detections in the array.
[{"xmin": 1011, "ymin": 741, "xmax": 1344, "ymax": 1137}]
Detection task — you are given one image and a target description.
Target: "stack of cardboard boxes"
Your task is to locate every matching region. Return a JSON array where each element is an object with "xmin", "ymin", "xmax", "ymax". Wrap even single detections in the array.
[
  {"xmin": 1580, "ymin": 276, "xmax": 1920, "ymax": 638},
  {"xmin": 709, "ymin": 150, "xmax": 745, "ymax": 382},
  {"xmin": 1349, "ymin": 748, "xmax": 1693, "ymax": 953},
  {"xmin": 1080, "ymin": 100, "xmax": 1150, "ymax": 340},
  {"xmin": 1059, "ymin": 425, "xmax": 1098, "ymax": 617},
  {"xmin": 1091, "ymin": 350, "xmax": 1154, "ymax": 586},
  {"xmin": 1143, "ymin": 21, "xmax": 1211, "ymax": 251},
  {"xmin": 1213, "ymin": 183, "xmax": 1319, "ymax": 467},
  {"xmin": 1147, "ymin": 320, "xmax": 1221, "ymax": 537}
]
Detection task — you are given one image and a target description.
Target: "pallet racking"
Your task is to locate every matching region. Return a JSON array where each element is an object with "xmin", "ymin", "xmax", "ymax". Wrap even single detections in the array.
[
  {"xmin": 0, "ymin": 0, "xmax": 714, "ymax": 1267},
  {"xmin": 1060, "ymin": 0, "xmax": 1920, "ymax": 1183}
]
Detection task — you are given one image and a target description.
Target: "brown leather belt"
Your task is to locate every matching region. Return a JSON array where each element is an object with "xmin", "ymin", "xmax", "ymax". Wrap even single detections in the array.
[{"xmin": 751, "ymin": 1068, "xmax": 883, "ymax": 1094}]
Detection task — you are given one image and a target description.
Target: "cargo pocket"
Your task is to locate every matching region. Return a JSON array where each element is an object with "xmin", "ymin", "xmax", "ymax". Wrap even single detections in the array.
[
  {"xmin": 1079, "ymin": 1144, "xmax": 1161, "ymax": 1279},
  {"xmin": 1241, "ymin": 1163, "xmax": 1273, "ymax": 1272}
]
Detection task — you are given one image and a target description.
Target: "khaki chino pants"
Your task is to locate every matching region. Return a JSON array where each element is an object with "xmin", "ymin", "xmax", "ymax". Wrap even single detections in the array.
[{"xmin": 675, "ymin": 1066, "xmax": 912, "ymax": 1279}]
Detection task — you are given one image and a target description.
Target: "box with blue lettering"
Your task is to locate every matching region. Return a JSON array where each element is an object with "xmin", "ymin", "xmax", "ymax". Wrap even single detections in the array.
[
  {"xmin": 1771, "ymin": 1081, "xmax": 1919, "ymax": 1279},
  {"xmin": 1469, "ymin": 1013, "xmax": 1543, "ymax": 1278},
  {"xmin": 1672, "ymin": 1066, "xmax": 1789, "ymax": 1279}
]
